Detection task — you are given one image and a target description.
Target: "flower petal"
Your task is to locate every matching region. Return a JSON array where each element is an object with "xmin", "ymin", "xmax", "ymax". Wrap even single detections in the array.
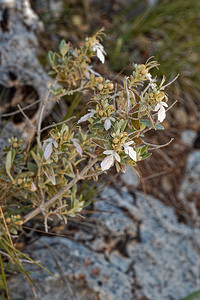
[
  {"xmin": 97, "ymin": 48, "xmax": 105, "ymax": 64},
  {"xmin": 160, "ymin": 101, "xmax": 168, "ymax": 108},
  {"xmin": 77, "ymin": 110, "xmax": 95, "ymax": 124},
  {"xmin": 154, "ymin": 103, "xmax": 161, "ymax": 112},
  {"xmin": 114, "ymin": 152, "xmax": 121, "ymax": 162},
  {"xmin": 124, "ymin": 141, "xmax": 134, "ymax": 147},
  {"xmin": 101, "ymin": 155, "xmax": 114, "ymax": 171},
  {"xmin": 30, "ymin": 182, "xmax": 37, "ymax": 192},
  {"xmin": 158, "ymin": 106, "xmax": 166, "ymax": 122},
  {"xmin": 104, "ymin": 118, "xmax": 111, "ymax": 131},
  {"xmin": 128, "ymin": 147, "xmax": 137, "ymax": 161},
  {"xmin": 44, "ymin": 142, "xmax": 53, "ymax": 161},
  {"xmin": 103, "ymin": 150, "xmax": 115, "ymax": 155},
  {"xmin": 53, "ymin": 140, "xmax": 58, "ymax": 148},
  {"xmin": 72, "ymin": 139, "xmax": 83, "ymax": 156}
]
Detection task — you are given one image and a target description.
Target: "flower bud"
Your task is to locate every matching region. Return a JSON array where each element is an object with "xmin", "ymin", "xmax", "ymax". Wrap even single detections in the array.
[
  {"xmin": 96, "ymin": 76, "xmax": 103, "ymax": 83},
  {"xmin": 98, "ymin": 110, "xmax": 104, "ymax": 117},
  {"xmin": 113, "ymin": 138, "xmax": 119, "ymax": 144},
  {"xmin": 13, "ymin": 142, "xmax": 18, "ymax": 148},
  {"xmin": 6, "ymin": 217, "xmax": 11, "ymax": 224},
  {"xmin": 17, "ymin": 178, "xmax": 23, "ymax": 185},
  {"xmin": 97, "ymin": 84, "xmax": 104, "ymax": 91},
  {"xmin": 107, "ymin": 83, "xmax": 114, "ymax": 90}
]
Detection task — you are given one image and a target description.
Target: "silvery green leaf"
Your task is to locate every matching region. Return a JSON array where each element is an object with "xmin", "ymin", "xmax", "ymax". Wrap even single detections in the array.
[
  {"xmin": 5, "ymin": 150, "xmax": 15, "ymax": 181},
  {"xmin": 44, "ymin": 142, "xmax": 53, "ymax": 161},
  {"xmin": 44, "ymin": 167, "xmax": 56, "ymax": 185},
  {"xmin": 72, "ymin": 139, "xmax": 82, "ymax": 156},
  {"xmin": 59, "ymin": 40, "xmax": 69, "ymax": 57}
]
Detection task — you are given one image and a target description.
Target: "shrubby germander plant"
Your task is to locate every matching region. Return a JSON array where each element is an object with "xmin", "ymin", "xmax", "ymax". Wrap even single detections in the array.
[{"xmin": 0, "ymin": 30, "xmax": 175, "ymax": 294}]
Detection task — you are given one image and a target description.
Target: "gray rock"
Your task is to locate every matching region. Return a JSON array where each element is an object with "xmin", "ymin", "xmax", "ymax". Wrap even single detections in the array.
[
  {"xmin": 125, "ymin": 192, "xmax": 200, "ymax": 300},
  {"xmin": 8, "ymin": 237, "xmax": 133, "ymax": 300},
  {"xmin": 121, "ymin": 165, "xmax": 140, "ymax": 188},
  {"xmin": 181, "ymin": 129, "xmax": 197, "ymax": 148},
  {"xmin": 178, "ymin": 150, "xmax": 200, "ymax": 224},
  {"xmin": 8, "ymin": 187, "xmax": 200, "ymax": 300},
  {"xmin": 0, "ymin": 0, "xmax": 54, "ymax": 139},
  {"xmin": 33, "ymin": 0, "xmax": 63, "ymax": 20}
]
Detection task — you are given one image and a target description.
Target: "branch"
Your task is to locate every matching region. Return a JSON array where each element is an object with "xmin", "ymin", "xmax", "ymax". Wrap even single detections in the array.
[{"xmin": 22, "ymin": 157, "xmax": 98, "ymax": 224}]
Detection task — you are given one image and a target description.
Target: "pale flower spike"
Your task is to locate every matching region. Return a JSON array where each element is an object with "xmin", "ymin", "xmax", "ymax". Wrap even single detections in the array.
[
  {"xmin": 154, "ymin": 101, "xmax": 168, "ymax": 123},
  {"xmin": 93, "ymin": 42, "xmax": 106, "ymax": 64},
  {"xmin": 77, "ymin": 109, "xmax": 96, "ymax": 124},
  {"xmin": 124, "ymin": 141, "xmax": 137, "ymax": 161},
  {"xmin": 101, "ymin": 150, "xmax": 120, "ymax": 171}
]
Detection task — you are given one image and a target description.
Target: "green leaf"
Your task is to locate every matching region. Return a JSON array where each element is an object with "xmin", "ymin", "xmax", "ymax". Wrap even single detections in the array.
[
  {"xmin": 31, "ymin": 151, "xmax": 40, "ymax": 166},
  {"xmin": 59, "ymin": 40, "xmax": 69, "ymax": 57},
  {"xmin": 141, "ymin": 152, "xmax": 152, "ymax": 160},
  {"xmin": 155, "ymin": 123, "xmax": 165, "ymax": 130},
  {"xmin": 27, "ymin": 162, "xmax": 37, "ymax": 173},
  {"xmin": 120, "ymin": 119, "xmax": 128, "ymax": 132},
  {"xmin": 5, "ymin": 150, "xmax": 15, "ymax": 181},
  {"xmin": 140, "ymin": 119, "xmax": 152, "ymax": 128},
  {"xmin": 140, "ymin": 145, "xmax": 148, "ymax": 155},
  {"xmin": 141, "ymin": 119, "xmax": 165, "ymax": 130},
  {"xmin": 180, "ymin": 290, "xmax": 200, "ymax": 300},
  {"xmin": 48, "ymin": 51, "xmax": 56, "ymax": 67}
]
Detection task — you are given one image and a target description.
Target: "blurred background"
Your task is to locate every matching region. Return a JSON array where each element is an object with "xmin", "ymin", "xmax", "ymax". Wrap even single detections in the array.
[{"xmin": 30, "ymin": 0, "xmax": 200, "ymax": 224}]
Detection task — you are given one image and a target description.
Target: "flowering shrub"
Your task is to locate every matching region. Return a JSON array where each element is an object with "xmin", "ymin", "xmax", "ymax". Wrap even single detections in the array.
[
  {"xmin": 0, "ymin": 30, "xmax": 175, "ymax": 294},
  {"xmin": 0, "ymin": 29, "xmax": 175, "ymax": 228}
]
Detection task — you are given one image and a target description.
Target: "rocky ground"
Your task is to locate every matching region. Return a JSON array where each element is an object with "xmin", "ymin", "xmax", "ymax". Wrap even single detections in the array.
[
  {"xmin": 7, "ymin": 146, "xmax": 200, "ymax": 300},
  {"xmin": 7, "ymin": 169, "xmax": 200, "ymax": 299}
]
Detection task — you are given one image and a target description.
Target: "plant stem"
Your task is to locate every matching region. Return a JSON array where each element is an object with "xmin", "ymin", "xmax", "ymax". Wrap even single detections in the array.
[{"xmin": 22, "ymin": 158, "xmax": 98, "ymax": 224}]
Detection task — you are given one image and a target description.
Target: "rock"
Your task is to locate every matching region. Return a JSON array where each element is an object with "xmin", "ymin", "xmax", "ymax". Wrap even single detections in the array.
[
  {"xmin": 121, "ymin": 165, "xmax": 140, "ymax": 188},
  {"xmin": 8, "ymin": 187, "xmax": 200, "ymax": 300},
  {"xmin": 0, "ymin": 0, "xmax": 54, "ymax": 140},
  {"xmin": 126, "ymin": 192, "xmax": 200, "ymax": 300},
  {"xmin": 8, "ymin": 237, "xmax": 133, "ymax": 300},
  {"xmin": 33, "ymin": 0, "xmax": 63, "ymax": 20},
  {"xmin": 181, "ymin": 129, "xmax": 197, "ymax": 148},
  {"xmin": 178, "ymin": 150, "xmax": 200, "ymax": 224}
]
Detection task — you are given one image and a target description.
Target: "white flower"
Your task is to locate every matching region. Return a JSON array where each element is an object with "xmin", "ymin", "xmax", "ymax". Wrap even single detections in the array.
[
  {"xmin": 154, "ymin": 101, "xmax": 168, "ymax": 122},
  {"xmin": 43, "ymin": 138, "xmax": 58, "ymax": 161},
  {"xmin": 146, "ymin": 73, "xmax": 157, "ymax": 91},
  {"xmin": 146, "ymin": 73, "xmax": 152, "ymax": 81},
  {"xmin": 104, "ymin": 117, "xmax": 115, "ymax": 131},
  {"xmin": 72, "ymin": 139, "xmax": 83, "ymax": 156},
  {"xmin": 101, "ymin": 150, "xmax": 120, "ymax": 171},
  {"xmin": 93, "ymin": 42, "xmax": 106, "ymax": 64},
  {"xmin": 77, "ymin": 109, "xmax": 96, "ymax": 124},
  {"xmin": 104, "ymin": 118, "xmax": 111, "ymax": 131},
  {"xmin": 124, "ymin": 141, "xmax": 137, "ymax": 161}
]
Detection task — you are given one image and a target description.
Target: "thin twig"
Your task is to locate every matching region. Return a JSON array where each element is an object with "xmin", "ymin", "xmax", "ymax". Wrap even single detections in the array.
[
  {"xmin": 17, "ymin": 104, "xmax": 36, "ymax": 129},
  {"xmin": 1, "ymin": 99, "xmax": 41, "ymax": 117},
  {"xmin": 22, "ymin": 158, "xmax": 98, "ymax": 224},
  {"xmin": 40, "ymin": 117, "xmax": 76, "ymax": 133},
  {"xmin": 145, "ymin": 138, "xmax": 174, "ymax": 150}
]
